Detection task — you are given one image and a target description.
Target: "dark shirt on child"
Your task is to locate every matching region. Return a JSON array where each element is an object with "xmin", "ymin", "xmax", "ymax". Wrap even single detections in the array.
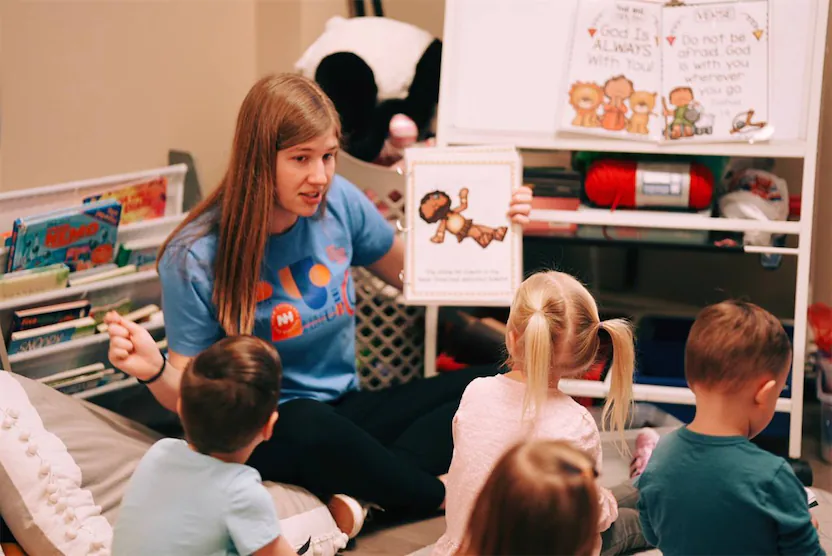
[{"xmin": 637, "ymin": 427, "xmax": 824, "ymax": 556}]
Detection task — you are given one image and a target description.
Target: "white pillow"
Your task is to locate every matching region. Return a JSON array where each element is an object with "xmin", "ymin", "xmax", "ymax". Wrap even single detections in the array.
[
  {"xmin": 0, "ymin": 371, "xmax": 112, "ymax": 555},
  {"xmin": 0, "ymin": 371, "xmax": 348, "ymax": 556}
]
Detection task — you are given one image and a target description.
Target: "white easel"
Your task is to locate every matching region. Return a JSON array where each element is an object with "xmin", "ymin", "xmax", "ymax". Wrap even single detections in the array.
[{"xmin": 429, "ymin": 0, "xmax": 830, "ymax": 460}]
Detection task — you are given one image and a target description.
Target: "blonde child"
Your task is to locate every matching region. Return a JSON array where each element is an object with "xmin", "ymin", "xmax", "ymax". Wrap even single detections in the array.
[
  {"xmin": 456, "ymin": 439, "xmax": 602, "ymax": 556},
  {"xmin": 433, "ymin": 270, "xmax": 650, "ymax": 556}
]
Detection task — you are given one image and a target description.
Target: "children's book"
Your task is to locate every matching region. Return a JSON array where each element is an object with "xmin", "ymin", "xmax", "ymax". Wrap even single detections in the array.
[
  {"xmin": 67, "ymin": 264, "xmax": 137, "ymax": 288},
  {"xmin": 559, "ymin": 0, "xmax": 770, "ymax": 143},
  {"xmin": 7, "ymin": 316, "xmax": 96, "ymax": 355},
  {"xmin": 402, "ymin": 146, "xmax": 523, "ymax": 306},
  {"xmin": 96, "ymin": 303, "xmax": 160, "ymax": 333},
  {"xmin": 38, "ymin": 362, "xmax": 106, "ymax": 386},
  {"xmin": 11, "ymin": 299, "xmax": 91, "ymax": 334},
  {"xmin": 6, "ymin": 200, "xmax": 122, "ymax": 273},
  {"xmin": 0, "ymin": 263, "xmax": 70, "ymax": 300},
  {"xmin": 83, "ymin": 176, "xmax": 167, "ymax": 225},
  {"xmin": 115, "ymin": 235, "xmax": 165, "ymax": 270},
  {"xmin": 51, "ymin": 368, "xmax": 126, "ymax": 396},
  {"xmin": 88, "ymin": 296, "xmax": 133, "ymax": 324}
]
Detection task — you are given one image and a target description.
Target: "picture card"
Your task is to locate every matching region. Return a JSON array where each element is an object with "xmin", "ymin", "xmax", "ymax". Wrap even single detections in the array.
[
  {"xmin": 558, "ymin": 0, "xmax": 771, "ymax": 144},
  {"xmin": 403, "ymin": 146, "xmax": 523, "ymax": 306}
]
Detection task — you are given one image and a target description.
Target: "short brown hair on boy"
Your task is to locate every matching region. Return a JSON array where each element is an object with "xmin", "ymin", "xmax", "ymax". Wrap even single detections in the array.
[
  {"xmin": 179, "ymin": 335, "xmax": 281, "ymax": 454},
  {"xmin": 685, "ymin": 300, "xmax": 792, "ymax": 392}
]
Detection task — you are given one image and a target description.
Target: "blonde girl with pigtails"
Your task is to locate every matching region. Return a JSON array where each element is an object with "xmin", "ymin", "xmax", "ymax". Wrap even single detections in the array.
[{"xmin": 434, "ymin": 270, "xmax": 653, "ymax": 556}]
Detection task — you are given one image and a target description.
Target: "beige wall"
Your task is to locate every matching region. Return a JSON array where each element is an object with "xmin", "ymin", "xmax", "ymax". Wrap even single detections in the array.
[{"xmin": 1, "ymin": 0, "xmax": 257, "ymax": 193}]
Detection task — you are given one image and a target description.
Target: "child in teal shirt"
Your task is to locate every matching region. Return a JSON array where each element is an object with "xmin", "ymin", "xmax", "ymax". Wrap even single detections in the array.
[{"xmin": 637, "ymin": 300, "xmax": 823, "ymax": 555}]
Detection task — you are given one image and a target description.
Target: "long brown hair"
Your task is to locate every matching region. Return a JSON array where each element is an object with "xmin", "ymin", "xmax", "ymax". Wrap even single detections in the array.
[
  {"xmin": 456, "ymin": 440, "xmax": 601, "ymax": 556},
  {"xmin": 506, "ymin": 271, "xmax": 635, "ymax": 439},
  {"xmin": 158, "ymin": 74, "xmax": 341, "ymax": 336}
]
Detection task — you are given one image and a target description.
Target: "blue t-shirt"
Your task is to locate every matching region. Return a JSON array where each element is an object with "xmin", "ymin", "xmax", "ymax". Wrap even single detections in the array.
[
  {"xmin": 637, "ymin": 427, "xmax": 823, "ymax": 556},
  {"xmin": 159, "ymin": 174, "xmax": 395, "ymax": 403},
  {"xmin": 112, "ymin": 438, "xmax": 280, "ymax": 556}
]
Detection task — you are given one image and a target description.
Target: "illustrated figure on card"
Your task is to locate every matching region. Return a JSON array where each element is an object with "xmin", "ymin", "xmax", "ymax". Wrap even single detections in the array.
[
  {"xmin": 568, "ymin": 82, "xmax": 604, "ymax": 127},
  {"xmin": 418, "ymin": 188, "xmax": 507, "ymax": 248},
  {"xmin": 600, "ymin": 75, "xmax": 634, "ymax": 131},
  {"xmin": 661, "ymin": 87, "xmax": 716, "ymax": 140},
  {"xmin": 627, "ymin": 90, "xmax": 657, "ymax": 134}
]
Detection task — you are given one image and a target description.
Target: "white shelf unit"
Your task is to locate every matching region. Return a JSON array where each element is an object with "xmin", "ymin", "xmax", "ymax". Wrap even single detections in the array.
[
  {"xmin": 0, "ymin": 164, "xmax": 188, "ymax": 401},
  {"xmin": 431, "ymin": 0, "xmax": 830, "ymax": 459}
]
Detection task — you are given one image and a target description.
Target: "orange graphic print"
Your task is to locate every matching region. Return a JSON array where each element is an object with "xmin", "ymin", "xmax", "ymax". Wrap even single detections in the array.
[
  {"xmin": 271, "ymin": 303, "xmax": 303, "ymax": 341},
  {"xmin": 91, "ymin": 244, "xmax": 114, "ymax": 265},
  {"xmin": 255, "ymin": 281, "xmax": 273, "ymax": 303}
]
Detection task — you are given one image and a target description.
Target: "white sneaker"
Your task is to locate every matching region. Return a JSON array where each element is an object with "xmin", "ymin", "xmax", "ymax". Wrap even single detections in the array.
[{"xmin": 327, "ymin": 494, "xmax": 369, "ymax": 539}]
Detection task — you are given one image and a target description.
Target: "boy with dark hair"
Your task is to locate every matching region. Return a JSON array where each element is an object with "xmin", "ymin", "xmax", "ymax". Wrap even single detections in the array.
[
  {"xmin": 113, "ymin": 335, "xmax": 296, "ymax": 556},
  {"xmin": 637, "ymin": 300, "xmax": 823, "ymax": 555}
]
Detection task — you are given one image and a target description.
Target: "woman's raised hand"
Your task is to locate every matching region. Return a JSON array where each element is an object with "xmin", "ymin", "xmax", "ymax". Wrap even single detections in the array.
[
  {"xmin": 508, "ymin": 185, "xmax": 534, "ymax": 225},
  {"xmin": 106, "ymin": 311, "xmax": 165, "ymax": 381}
]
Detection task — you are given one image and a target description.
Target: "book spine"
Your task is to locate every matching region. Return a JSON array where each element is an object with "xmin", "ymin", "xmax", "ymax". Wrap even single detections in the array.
[
  {"xmin": 12, "ymin": 305, "xmax": 91, "ymax": 334},
  {"xmin": 6, "ymin": 220, "xmax": 21, "ymax": 273},
  {"xmin": 7, "ymin": 323, "xmax": 95, "ymax": 355}
]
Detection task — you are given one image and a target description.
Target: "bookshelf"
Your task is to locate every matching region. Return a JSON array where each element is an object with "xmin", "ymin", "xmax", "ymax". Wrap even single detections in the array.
[
  {"xmin": 0, "ymin": 164, "xmax": 187, "ymax": 403},
  {"xmin": 433, "ymin": 0, "xmax": 830, "ymax": 460}
]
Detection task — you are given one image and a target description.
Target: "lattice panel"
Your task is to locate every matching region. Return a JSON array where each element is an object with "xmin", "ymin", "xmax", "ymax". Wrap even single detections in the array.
[
  {"xmin": 342, "ymin": 155, "xmax": 427, "ymax": 390},
  {"xmin": 354, "ymin": 267, "xmax": 425, "ymax": 390}
]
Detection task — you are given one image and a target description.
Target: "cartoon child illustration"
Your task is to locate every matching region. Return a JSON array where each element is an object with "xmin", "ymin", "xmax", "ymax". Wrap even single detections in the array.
[
  {"xmin": 662, "ymin": 87, "xmax": 696, "ymax": 139},
  {"xmin": 600, "ymin": 75, "xmax": 634, "ymax": 131},
  {"xmin": 626, "ymin": 91, "xmax": 657, "ymax": 135},
  {"xmin": 418, "ymin": 188, "xmax": 507, "ymax": 249},
  {"xmin": 568, "ymin": 82, "xmax": 604, "ymax": 127}
]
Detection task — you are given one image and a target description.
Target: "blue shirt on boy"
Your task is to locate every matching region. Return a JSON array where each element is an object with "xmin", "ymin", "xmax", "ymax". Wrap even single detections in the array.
[
  {"xmin": 637, "ymin": 427, "xmax": 823, "ymax": 556},
  {"xmin": 113, "ymin": 438, "xmax": 280, "ymax": 555},
  {"xmin": 159, "ymin": 175, "xmax": 395, "ymax": 404}
]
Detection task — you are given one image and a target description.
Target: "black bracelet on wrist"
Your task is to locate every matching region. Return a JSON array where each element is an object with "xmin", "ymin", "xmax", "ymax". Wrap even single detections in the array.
[{"xmin": 137, "ymin": 352, "xmax": 167, "ymax": 385}]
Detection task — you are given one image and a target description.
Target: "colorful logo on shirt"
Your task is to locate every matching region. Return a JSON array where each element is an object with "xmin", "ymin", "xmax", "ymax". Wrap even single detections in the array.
[
  {"xmin": 277, "ymin": 256, "xmax": 332, "ymax": 310},
  {"xmin": 255, "ymin": 281, "xmax": 273, "ymax": 303},
  {"xmin": 271, "ymin": 303, "xmax": 303, "ymax": 342},
  {"xmin": 269, "ymin": 251, "xmax": 354, "ymax": 342}
]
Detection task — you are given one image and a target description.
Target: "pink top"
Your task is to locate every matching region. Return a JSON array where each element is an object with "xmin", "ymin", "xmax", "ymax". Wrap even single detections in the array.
[{"xmin": 432, "ymin": 375, "xmax": 617, "ymax": 556}]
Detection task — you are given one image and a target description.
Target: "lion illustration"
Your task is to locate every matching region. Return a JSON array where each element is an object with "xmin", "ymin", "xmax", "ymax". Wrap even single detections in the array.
[
  {"xmin": 568, "ymin": 82, "xmax": 604, "ymax": 128},
  {"xmin": 627, "ymin": 91, "xmax": 657, "ymax": 135},
  {"xmin": 418, "ymin": 189, "xmax": 507, "ymax": 248}
]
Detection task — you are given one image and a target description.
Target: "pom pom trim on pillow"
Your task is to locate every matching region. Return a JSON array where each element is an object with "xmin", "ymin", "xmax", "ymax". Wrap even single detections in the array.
[{"xmin": 0, "ymin": 371, "xmax": 112, "ymax": 556}]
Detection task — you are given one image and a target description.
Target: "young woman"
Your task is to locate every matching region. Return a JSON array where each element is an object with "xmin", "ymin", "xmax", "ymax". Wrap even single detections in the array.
[{"xmin": 106, "ymin": 73, "xmax": 533, "ymax": 535}]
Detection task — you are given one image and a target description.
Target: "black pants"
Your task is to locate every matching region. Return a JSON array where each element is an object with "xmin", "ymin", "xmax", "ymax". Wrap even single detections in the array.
[{"xmin": 247, "ymin": 366, "xmax": 498, "ymax": 515}]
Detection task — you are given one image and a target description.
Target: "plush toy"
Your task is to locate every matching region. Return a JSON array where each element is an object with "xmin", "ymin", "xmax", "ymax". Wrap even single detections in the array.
[{"xmin": 295, "ymin": 16, "xmax": 442, "ymax": 166}]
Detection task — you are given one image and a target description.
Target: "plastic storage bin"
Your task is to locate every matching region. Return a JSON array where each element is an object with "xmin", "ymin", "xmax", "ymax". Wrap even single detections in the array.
[{"xmin": 634, "ymin": 314, "xmax": 793, "ymax": 438}]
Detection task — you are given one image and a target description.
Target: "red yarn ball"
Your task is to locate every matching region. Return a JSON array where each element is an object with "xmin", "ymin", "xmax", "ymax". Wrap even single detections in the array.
[{"xmin": 584, "ymin": 159, "xmax": 713, "ymax": 210}]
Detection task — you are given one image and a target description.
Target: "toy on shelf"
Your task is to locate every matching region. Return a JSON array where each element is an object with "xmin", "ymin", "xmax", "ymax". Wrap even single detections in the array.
[
  {"xmin": 716, "ymin": 158, "xmax": 790, "ymax": 268},
  {"xmin": 584, "ymin": 159, "xmax": 714, "ymax": 211},
  {"xmin": 295, "ymin": 15, "xmax": 441, "ymax": 167}
]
